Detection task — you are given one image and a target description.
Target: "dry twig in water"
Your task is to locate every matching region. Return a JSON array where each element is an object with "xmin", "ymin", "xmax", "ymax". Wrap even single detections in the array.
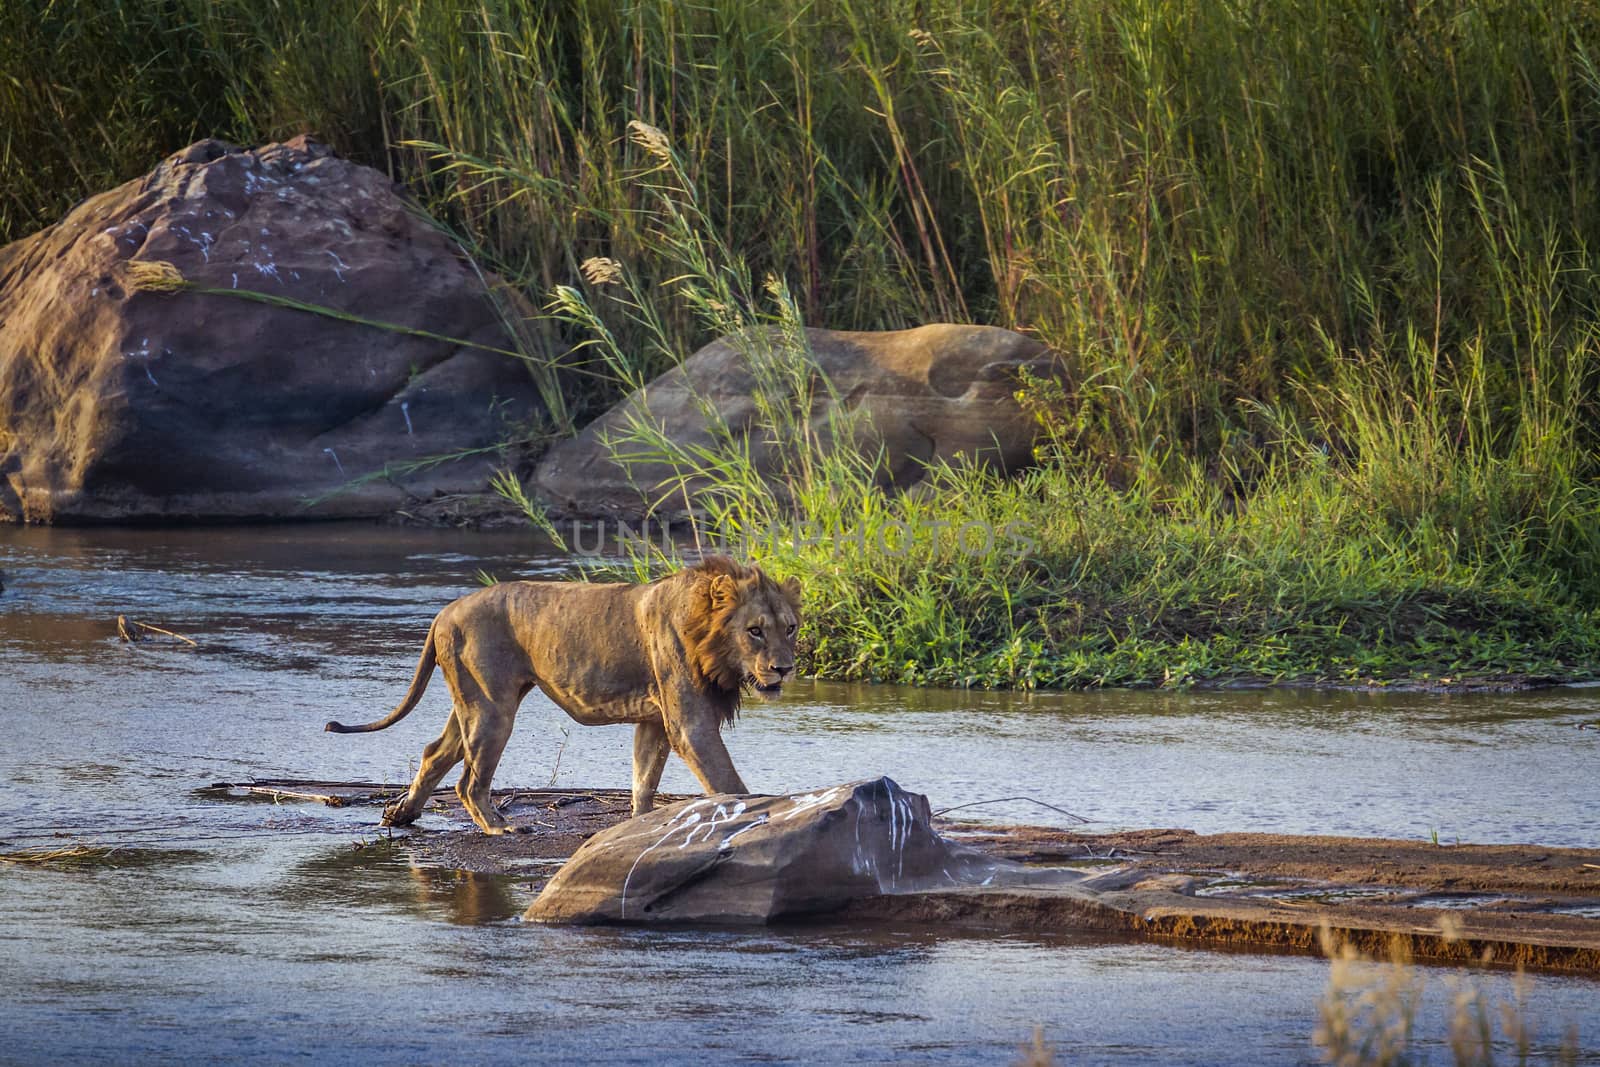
[
  {"xmin": 933, "ymin": 796, "xmax": 1090, "ymax": 824},
  {"xmin": 0, "ymin": 845, "xmax": 119, "ymax": 866},
  {"xmin": 117, "ymin": 615, "xmax": 198, "ymax": 646}
]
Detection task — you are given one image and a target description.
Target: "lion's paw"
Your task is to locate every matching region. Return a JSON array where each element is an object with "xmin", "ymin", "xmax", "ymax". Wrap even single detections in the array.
[{"xmin": 381, "ymin": 801, "xmax": 418, "ymax": 828}]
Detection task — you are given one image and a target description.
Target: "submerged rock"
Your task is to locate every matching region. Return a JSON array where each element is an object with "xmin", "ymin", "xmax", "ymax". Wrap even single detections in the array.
[
  {"xmin": 0, "ymin": 136, "xmax": 543, "ymax": 523},
  {"xmin": 525, "ymin": 777, "xmax": 1049, "ymax": 925},
  {"xmin": 533, "ymin": 324, "xmax": 1060, "ymax": 519}
]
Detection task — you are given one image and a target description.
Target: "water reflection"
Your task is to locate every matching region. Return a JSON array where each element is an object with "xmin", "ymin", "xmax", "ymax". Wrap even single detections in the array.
[
  {"xmin": 406, "ymin": 865, "xmax": 525, "ymax": 925},
  {"xmin": 282, "ymin": 840, "xmax": 528, "ymax": 925}
]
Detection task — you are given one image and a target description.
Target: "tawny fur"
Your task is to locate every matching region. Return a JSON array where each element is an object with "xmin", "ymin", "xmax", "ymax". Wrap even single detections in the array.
[{"xmin": 325, "ymin": 556, "xmax": 801, "ymax": 835}]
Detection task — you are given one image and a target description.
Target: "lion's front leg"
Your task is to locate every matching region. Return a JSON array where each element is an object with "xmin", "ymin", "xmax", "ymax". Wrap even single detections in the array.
[
  {"xmin": 647, "ymin": 626, "xmax": 749, "ymax": 801},
  {"xmin": 663, "ymin": 710, "xmax": 747, "ymax": 798},
  {"xmin": 631, "ymin": 720, "xmax": 672, "ymax": 816}
]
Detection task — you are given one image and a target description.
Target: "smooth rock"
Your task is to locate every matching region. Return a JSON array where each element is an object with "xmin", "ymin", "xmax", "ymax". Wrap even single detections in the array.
[
  {"xmin": 0, "ymin": 136, "xmax": 543, "ymax": 523},
  {"xmin": 525, "ymin": 777, "xmax": 1055, "ymax": 925},
  {"xmin": 533, "ymin": 324, "xmax": 1059, "ymax": 519}
]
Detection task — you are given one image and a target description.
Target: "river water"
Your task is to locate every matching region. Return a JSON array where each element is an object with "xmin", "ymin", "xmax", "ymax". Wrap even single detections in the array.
[{"xmin": 1, "ymin": 524, "xmax": 1595, "ymax": 1064}]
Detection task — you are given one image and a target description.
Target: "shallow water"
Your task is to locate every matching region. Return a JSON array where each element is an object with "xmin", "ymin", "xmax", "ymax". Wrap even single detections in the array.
[{"xmin": 1, "ymin": 523, "xmax": 1596, "ymax": 1064}]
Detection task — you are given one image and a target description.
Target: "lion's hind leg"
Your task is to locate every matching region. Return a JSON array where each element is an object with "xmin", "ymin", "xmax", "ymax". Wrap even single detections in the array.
[
  {"xmin": 382, "ymin": 712, "xmax": 465, "ymax": 828},
  {"xmin": 455, "ymin": 699, "xmax": 522, "ymax": 835}
]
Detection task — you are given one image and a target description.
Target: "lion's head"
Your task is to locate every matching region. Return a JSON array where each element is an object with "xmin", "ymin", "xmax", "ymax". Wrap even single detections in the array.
[{"xmin": 682, "ymin": 556, "xmax": 802, "ymax": 705}]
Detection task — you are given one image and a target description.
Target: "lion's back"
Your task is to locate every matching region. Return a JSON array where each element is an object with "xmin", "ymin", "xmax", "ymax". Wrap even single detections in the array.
[{"xmin": 450, "ymin": 579, "xmax": 658, "ymax": 710}]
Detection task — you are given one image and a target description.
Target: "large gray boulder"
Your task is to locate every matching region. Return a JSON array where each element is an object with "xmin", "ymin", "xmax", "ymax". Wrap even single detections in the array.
[
  {"xmin": 534, "ymin": 324, "xmax": 1058, "ymax": 519},
  {"xmin": 526, "ymin": 777, "xmax": 1059, "ymax": 925},
  {"xmin": 0, "ymin": 136, "xmax": 543, "ymax": 523}
]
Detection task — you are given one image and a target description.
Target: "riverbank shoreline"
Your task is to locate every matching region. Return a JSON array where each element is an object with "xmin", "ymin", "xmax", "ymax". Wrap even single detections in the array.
[{"xmin": 3, "ymin": 521, "xmax": 1600, "ymax": 697}]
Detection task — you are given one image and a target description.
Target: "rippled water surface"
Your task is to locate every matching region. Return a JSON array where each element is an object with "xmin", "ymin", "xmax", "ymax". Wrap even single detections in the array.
[{"xmin": 1, "ymin": 524, "xmax": 1595, "ymax": 1064}]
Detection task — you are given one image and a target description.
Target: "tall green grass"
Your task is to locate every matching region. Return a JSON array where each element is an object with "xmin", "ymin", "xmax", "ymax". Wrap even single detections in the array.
[
  {"xmin": 6, "ymin": 0, "xmax": 1600, "ymax": 683},
  {"xmin": 12, "ymin": 2, "xmax": 1600, "ymax": 427},
  {"xmin": 539, "ymin": 129, "xmax": 1600, "ymax": 687}
]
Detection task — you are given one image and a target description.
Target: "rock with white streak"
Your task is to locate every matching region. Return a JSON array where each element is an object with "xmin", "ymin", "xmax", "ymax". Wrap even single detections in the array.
[{"xmin": 525, "ymin": 777, "xmax": 1045, "ymax": 925}]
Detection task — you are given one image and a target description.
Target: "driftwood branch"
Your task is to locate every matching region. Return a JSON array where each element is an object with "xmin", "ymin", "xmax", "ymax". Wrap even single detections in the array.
[
  {"xmin": 117, "ymin": 615, "xmax": 198, "ymax": 646},
  {"xmin": 197, "ymin": 779, "xmax": 676, "ymax": 810},
  {"xmin": 932, "ymin": 795, "xmax": 1091, "ymax": 824}
]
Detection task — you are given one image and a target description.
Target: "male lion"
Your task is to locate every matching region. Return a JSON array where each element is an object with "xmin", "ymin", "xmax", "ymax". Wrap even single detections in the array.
[{"xmin": 325, "ymin": 557, "xmax": 801, "ymax": 835}]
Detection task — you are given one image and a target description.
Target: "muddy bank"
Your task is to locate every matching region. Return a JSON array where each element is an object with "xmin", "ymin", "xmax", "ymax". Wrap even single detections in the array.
[
  {"xmin": 1202, "ymin": 674, "xmax": 1592, "ymax": 694},
  {"xmin": 971, "ymin": 825, "xmax": 1600, "ymax": 896},
  {"xmin": 202, "ymin": 779, "xmax": 1600, "ymax": 973},
  {"xmin": 199, "ymin": 780, "xmax": 673, "ymax": 873},
  {"xmin": 893, "ymin": 828, "xmax": 1600, "ymax": 973}
]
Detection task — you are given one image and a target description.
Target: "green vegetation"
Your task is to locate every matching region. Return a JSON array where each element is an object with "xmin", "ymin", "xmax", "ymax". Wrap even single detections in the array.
[
  {"xmin": 554, "ymin": 144, "xmax": 1600, "ymax": 687},
  {"xmin": 7, "ymin": 0, "xmax": 1600, "ymax": 686}
]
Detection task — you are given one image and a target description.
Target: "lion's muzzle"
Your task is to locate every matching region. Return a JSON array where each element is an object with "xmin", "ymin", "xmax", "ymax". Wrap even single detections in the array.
[{"xmin": 750, "ymin": 663, "xmax": 793, "ymax": 697}]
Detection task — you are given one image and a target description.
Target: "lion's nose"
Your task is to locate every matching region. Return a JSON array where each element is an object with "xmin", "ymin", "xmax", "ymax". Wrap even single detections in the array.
[{"xmin": 772, "ymin": 664, "xmax": 793, "ymax": 677}]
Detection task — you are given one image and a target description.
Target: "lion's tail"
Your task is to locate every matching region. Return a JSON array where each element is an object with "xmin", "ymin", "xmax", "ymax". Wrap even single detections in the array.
[{"xmin": 324, "ymin": 624, "xmax": 438, "ymax": 734}]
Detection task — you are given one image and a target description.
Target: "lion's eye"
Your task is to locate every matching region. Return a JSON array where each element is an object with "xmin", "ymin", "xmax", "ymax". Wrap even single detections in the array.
[
  {"xmin": 748, "ymin": 626, "xmax": 763, "ymax": 639},
  {"xmin": 787, "ymin": 623, "xmax": 796, "ymax": 636}
]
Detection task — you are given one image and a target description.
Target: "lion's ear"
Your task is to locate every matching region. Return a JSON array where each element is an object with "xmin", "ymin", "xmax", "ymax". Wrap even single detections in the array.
[
  {"xmin": 781, "ymin": 575, "xmax": 802, "ymax": 606},
  {"xmin": 709, "ymin": 574, "xmax": 737, "ymax": 606}
]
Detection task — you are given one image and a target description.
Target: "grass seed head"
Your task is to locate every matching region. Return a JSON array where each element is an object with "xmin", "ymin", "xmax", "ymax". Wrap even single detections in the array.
[
  {"xmin": 124, "ymin": 259, "xmax": 187, "ymax": 293},
  {"xmin": 581, "ymin": 257, "xmax": 624, "ymax": 286},
  {"xmin": 626, "ymin": 120, "xmax": 672, "ymax": 162}
]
